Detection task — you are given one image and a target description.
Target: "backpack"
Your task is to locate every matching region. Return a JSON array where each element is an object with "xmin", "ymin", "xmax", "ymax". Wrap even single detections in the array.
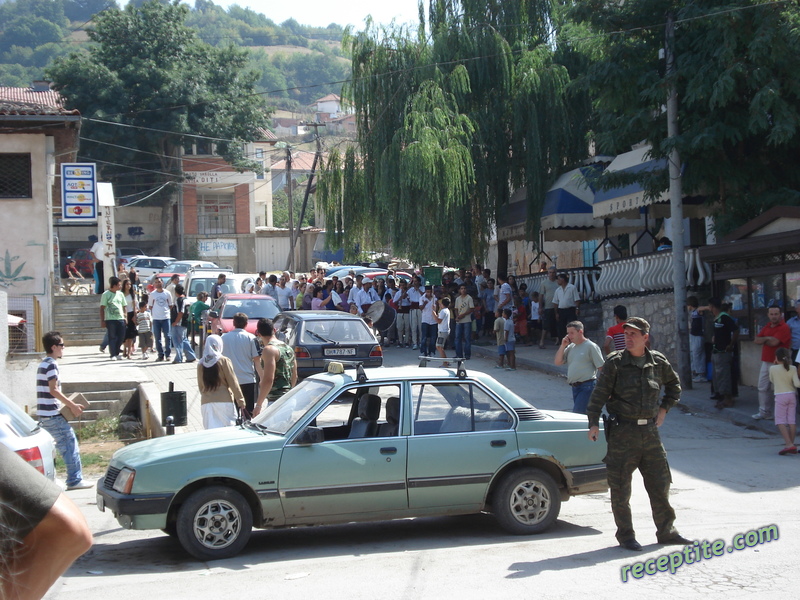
[{"xmin": 171, "ymin": 296, "xmax": 190, "ymax": 327}]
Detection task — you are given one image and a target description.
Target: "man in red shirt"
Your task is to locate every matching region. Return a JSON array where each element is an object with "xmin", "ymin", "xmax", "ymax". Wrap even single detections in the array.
[
  {"xmin": 604, "ymin": 304, "xmax": 628, "ymax": 355},
  {"xmin": 753, "ymin": 305, "xmax": 792, "ymax": 420}
]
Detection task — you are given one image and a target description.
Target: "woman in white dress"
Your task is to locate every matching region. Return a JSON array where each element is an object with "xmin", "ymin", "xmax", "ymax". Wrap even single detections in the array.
[{"xmin": 197, "ymin": 335, "xmax": 245, "ymax": 428}]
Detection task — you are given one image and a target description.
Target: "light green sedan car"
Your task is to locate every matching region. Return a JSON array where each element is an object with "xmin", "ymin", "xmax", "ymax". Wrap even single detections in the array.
[{"xmin": 97, "ymin": 362, "xmax": 607, "ymax": 560}]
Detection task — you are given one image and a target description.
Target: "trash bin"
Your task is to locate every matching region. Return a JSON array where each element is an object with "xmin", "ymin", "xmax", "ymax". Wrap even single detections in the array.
[{"xmin": 161, "ymin": 382, "xmax": 187, "ymax": 427}]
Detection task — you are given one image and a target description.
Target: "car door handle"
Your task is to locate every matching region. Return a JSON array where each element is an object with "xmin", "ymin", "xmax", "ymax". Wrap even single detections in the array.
[
  {"xmin": 380, "ymin": 447, "xmax": 397, "ymax": 455},
  {"xmin": 490, "ymin": 440, "xmax": 507, "ymax": 447}
]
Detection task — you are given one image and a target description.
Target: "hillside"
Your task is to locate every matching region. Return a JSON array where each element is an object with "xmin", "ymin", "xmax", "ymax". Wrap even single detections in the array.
[{"xmin": 0, "ymin": 0, "xmax": 349, "ymax": 109}]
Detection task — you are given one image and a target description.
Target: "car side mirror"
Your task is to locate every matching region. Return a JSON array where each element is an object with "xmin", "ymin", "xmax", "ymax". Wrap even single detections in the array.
[
  {"xmin": 293, "ymin": 426, "xmax": 324, "ymax": 445},
  {"xmin": 209, "ymin": 310, "xmax": 219, "ymax": 318}
]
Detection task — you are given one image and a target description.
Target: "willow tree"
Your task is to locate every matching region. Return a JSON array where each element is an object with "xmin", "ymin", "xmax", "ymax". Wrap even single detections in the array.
[
  {"xmin": 571, "ymin": 0, "xmax": 800, "ymax": 235},
  {"xmin": 318, "ymin": 0, "xmax": 590, "ymax": 265}
]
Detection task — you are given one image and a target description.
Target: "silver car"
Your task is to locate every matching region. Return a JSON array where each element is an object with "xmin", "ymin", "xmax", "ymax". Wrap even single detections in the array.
[{"xmin": 0, "ymin": 392, "xmax": 57, "ymax": 480}]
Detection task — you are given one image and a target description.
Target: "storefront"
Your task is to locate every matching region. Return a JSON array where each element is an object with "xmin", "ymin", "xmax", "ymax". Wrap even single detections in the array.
[{"xmin": 700, "ymin": 206, "xmax": 800, "ymax": 385}]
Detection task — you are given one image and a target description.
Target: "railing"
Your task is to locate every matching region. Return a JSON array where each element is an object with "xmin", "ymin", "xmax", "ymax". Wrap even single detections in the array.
[
  {"xmin": 594, "ymin": 248, "xmax": 712, "ymax": 299},
  {"xmin": 517, "ymin": 267, "xmax": 601, "ymax": 303},
  {"xmin": 515, "ymin": 248, "xmax": 712, "ymax": 302}
]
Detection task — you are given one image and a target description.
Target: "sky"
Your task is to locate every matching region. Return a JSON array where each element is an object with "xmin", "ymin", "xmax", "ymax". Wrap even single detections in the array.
[{"xmin": 209, "ymin": 0, "xmax": 423, "ymax": 29}]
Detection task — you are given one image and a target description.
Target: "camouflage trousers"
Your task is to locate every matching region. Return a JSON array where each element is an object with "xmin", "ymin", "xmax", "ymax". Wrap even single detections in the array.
[{"xmin": 604, "ymin": 422, "xmax": 677, "ymax": 543}]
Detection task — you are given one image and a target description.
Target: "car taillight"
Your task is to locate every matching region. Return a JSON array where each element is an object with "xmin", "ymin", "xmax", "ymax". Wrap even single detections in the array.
[
  {"xmin": 16, "ymin": 447, "xmax": 45, "ymax": 475},
  {"xmin": 294, "ymin": 346, "xmax": 311, "ymax": 359},
  {"xmin": 370, "ymin": 345, "xmax": 383, "ymax": 357}
]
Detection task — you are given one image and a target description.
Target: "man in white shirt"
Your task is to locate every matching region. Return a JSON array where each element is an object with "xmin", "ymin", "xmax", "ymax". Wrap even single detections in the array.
[
  {"xmin": 552, "ymin": 272, "xmax": 580, "ymax": 340},
  {"xmin": 496, "ymin": 273, "xmax": 513, "ymax": 314},
  {"xmin": 90, "ymin": 239, "xmax": 105, "ymax": 294},
  {"xmin": 147, "ymin": 277, "xmax": 173, "ymax": 361},
  {"xmin": 407, "ymin": 278, "xmax": 424, "ymax": 350},
  {"xmin": 356, "ymin": 280, "xmax": 380, "ymax": 316},
  {"xmin": 393, "ymin": 280, "xmax": 412, "ymax": 347},
  {"xmin": 419, "ymin": 286, "xmax": 437, "ymax": 357}
]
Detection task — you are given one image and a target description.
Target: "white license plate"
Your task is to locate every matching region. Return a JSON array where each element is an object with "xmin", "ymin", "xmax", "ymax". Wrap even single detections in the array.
[{"xmin": 324, "ymin": 347, "xmax": 356, "ymax": 356}]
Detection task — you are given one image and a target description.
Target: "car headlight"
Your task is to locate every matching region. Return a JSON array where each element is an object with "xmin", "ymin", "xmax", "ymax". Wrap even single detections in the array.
[{"xmin": 112, "ymin": 467, "xmax": 136, "ymax": 494}]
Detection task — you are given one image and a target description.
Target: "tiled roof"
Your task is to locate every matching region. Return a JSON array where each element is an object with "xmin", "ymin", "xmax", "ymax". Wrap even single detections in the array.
[
  {"xmin": 314, "ymin": 93, "xmax": 340, "ymax": 104},
  {"xmin": 272, "ymin": 150, "xmax": 325, "ymax": 172},
  {"xmin": 0, "ymin": 85, "xmax": 79, "ymax": 117},
  {"xmin": 255, "ymin": 127, "xmax": 278, "ymax": 141}
]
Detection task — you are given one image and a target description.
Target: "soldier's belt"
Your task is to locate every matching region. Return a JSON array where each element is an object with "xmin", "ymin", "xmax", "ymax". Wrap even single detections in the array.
[{"xmin": 616, "ymin": 416, "xmax": 656, "ymax": 426}]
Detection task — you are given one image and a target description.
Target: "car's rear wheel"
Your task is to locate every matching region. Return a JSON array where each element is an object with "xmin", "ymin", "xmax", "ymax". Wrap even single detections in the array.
[
  {"xmin": 493, "ymin": 468, "xmax": 561, "ymax": 535},
  {"xmin": 176, "ymin": 486, "xmax": 253, "ymax": 560}
]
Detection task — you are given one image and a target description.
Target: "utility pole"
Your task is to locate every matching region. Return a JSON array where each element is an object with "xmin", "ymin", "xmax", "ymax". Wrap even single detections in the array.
[
  {"xmin": 666, "ymin": 12, "xmax": 691, "ymax": 388},
  {"xmin": 282, "ymin": 145, "xmax": 294, "ymax": 272},
  {"xmin": 292, "ymin": 122, "xmax": 326, "ymax": 260}
]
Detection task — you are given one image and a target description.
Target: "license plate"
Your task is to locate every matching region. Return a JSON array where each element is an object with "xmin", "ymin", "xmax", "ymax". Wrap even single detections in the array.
[
  {"xmin": 324, "ymin": 347, "xmax": 356, "ymax": 356},
  {"xmin": 97, "ymin": 493, "xmax": 105, "ymax": 511}
]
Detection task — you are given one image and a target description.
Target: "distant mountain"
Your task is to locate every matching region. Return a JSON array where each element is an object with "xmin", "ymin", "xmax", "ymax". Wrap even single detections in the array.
[{"xmin": 0, "ymin": 0, "xmax": 349, "ymax": 109}]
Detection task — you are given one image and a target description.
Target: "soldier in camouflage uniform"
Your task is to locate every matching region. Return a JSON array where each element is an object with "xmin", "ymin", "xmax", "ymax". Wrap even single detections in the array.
[{"xmin": 587, "ymin": 317, "xmax": 692, "ymax": 551}]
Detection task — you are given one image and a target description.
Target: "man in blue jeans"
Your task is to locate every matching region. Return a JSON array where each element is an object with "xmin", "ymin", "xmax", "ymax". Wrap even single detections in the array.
[
  {"xmin": 36, "ymin": 331, "xmax": 92, "ymax": 490},
  {"xmin": 148, "ymin": 276, "xmax": 173, "ymax": 361},
  {"xmin": 170, "ymin": 284, "xmax": 197, "ymax": 364},
  {"xmin": 453, "ymin": 284, "xmax": 474, "ymax": 360},
  {"xmin": 554, "ymin": 320, "xmax": 605, "ymax": 414}
]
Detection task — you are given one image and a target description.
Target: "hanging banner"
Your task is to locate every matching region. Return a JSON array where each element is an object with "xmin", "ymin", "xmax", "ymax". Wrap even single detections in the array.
[{"xmin": 61, "ymin": 163, "xmax": 97, "ymax": 221}]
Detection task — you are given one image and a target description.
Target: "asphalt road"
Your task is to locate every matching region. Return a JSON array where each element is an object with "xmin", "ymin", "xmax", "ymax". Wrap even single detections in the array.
[{"xmin": 48, "ymin": 349, "xmax": 798, "ymax": 600}]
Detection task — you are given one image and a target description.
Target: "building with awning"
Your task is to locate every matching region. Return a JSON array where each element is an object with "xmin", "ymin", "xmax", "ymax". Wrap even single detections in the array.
[{"xmin": 541, "ymin": 165, "xmax": 643, "ymax": 243}]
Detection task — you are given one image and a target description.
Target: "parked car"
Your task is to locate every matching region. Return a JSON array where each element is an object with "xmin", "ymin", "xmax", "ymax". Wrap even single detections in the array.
[
  {"xmin": 199, "ymin": 293, "xmax": 281, "ymax": 350},
  {"xmin": 127, "ymin": 256, "xmax": 176, "ymax": 279},
  {"xmin": 69, "ymin": 248, "xmax": 95, "ymax": 277},
  {"xmin": 361, "ymin": 271, "xmax": 413, "ymax": 284},
  {"xmin": 324, "ymin": 266, "xmax": 385, "ymax": 280},
  {"xmin": 117, "ymin": 247, "xmax": 146, "ymax": 267},
  {"xmin": 183, "ymin": 267, "xmax": 235, "ymax": 299},
  {"xmin": 163, "ymin": 260, "xmax": 219, "ymax": 275},
  {"xmin": 96, "ymin": 361, "xmax": 608, "ymax": 560},
  {"xmin": 0, "ymin": 392, "xmax": 57, "ymax": 480},
  {"xmin": 273, "ymin": 311, "xmax": 383, "ymax": 377}
]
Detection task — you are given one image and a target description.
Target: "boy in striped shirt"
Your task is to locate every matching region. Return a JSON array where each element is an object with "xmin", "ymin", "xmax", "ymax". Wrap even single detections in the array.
[{"xmin": 37, "ymin": 331, "xmax": 91, "ymax": 490}]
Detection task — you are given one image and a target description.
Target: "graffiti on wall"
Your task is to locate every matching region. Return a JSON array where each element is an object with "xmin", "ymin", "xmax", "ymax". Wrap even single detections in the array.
[{"xmin": 0, "ymin": 250, "xmax": 33, "ymax": 286}]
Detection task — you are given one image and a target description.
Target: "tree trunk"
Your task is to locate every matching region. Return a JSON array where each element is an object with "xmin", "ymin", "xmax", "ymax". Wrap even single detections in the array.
[{"xmin": 497, "ymin": 240, "xmax": 508, "ymax": 276}]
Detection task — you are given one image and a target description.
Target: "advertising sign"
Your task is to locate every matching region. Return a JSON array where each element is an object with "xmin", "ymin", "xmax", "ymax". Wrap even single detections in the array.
[{"xmin": 61, "ymin": 163, "xmax": 97, "ymax": 221}]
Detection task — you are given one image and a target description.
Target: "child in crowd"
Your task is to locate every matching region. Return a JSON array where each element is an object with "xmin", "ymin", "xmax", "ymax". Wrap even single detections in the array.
[
  {"xmin": 770, "ymin": 347, "xmax": 800, "ymax": 455},
  {"xmin": 136, "ymin": 301, "xmax": 153, "ymax": 360},
  {"xmin": 513, "ymin": 294, "xmax": 528, "ymax": 345},
  {"xmin": 503, "ymin": 307, "xmax": 516, "ymax": 371},
  {"xmin": 494, "ymin": 309, "xmax": 506, "ymax": 369},
  {"xmin": 528, "ymin": 291, "xmax": 542, "ymax": 345},
  {"xmin": 434, "ymin": 297, "xmax": 451, "ymax": 365}
]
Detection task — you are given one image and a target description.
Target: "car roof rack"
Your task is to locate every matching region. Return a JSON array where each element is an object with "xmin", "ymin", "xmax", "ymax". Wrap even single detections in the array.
[
  {"xmin": 325, "ymin": 360, "xmax": 368, "ymax": 383},
  {"xmin": 418, "ymin": 357, "xmax": 467, "ymax": 379}
]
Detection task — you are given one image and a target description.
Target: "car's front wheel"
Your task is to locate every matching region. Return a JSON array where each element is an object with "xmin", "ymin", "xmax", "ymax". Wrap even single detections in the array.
[
  {"xmin": 176, "ymin": 486, "xmax": 253, "ymax": 560},
  {"xmin": 493, "ymin": 468, "xmax": 561, "ymax": 535}
]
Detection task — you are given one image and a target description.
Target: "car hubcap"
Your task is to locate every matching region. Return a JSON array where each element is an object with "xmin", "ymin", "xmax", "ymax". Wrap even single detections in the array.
[
  {"xmin": 193, "ymin": 500, "xmax": 241, "ymax": 549},
  {"xmin": 509, "ymin": 479, "xmax": 550, "ymax": 525}
]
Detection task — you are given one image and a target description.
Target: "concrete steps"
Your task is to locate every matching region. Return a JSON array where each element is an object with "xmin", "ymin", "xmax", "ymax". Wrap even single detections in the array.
[
  {"xmin": 53, "ymin": 295, "xmax": 105, "ymax": 346},
  {"xmin": 61, "ymin": 382, "xmax": 137, "ymax": 431}
]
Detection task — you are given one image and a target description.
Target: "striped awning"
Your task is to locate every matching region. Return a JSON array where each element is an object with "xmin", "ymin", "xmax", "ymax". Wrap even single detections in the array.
[{"xmin": 593, "ymin": 146, "xmax": 668, "ymax": 218}]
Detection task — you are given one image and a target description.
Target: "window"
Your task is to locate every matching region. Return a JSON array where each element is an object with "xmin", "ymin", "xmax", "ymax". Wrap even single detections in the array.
[
  {"xmin": 722, "ymin": 273, "xmax": 798, "ymax": 339},
  {"xmin": 256, "ymin": 160, "xmax": 265, "ymax": 180},
  {"xmin": 197, "ymin": 193, "xmax": 235, "ymax": 234},
  {"xmin": 309, "ymin": 385, "xmax": 401, "ymax": 441},
  {"xmin": 0, "ymin": 154, "xmax": 32, "ymax": 198},
  {"xmin": 255, "ymin": 148, "xmax": 264, "ymax": 159},
  {"xmin": 411, "ymin": 382, "xmax": 513, "ymax": 435}
]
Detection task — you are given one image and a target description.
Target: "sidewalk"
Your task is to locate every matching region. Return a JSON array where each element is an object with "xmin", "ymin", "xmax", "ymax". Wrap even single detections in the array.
[
  {"xmin": 58, "ymin": 338, "xmax": 778, "ymax": 438},
  {"xmin": 60, "ymin": 346, "xmax": 205, "ymax": 433},
  {"xmin": 468, "ymin": 337, "xmax": 777, "ymax": 436}
]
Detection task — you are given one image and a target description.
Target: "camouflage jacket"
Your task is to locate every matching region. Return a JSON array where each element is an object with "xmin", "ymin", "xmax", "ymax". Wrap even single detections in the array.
[{"xmin": 586, "ymin": 348, "xmax": 681, "ymax": 428}]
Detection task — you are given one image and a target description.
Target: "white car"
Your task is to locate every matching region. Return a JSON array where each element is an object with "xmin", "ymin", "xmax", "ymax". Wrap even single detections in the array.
[
  {"xmin": 127, "ymin": 256, "xmax": 176, "ymax": 278},
  {"xmin": 0, "ymin": 392, "xmax": 57, "ymax": 480},
  {"xmin": 163, "ymin": 260, "xmax": 219, "ymax": 275}
]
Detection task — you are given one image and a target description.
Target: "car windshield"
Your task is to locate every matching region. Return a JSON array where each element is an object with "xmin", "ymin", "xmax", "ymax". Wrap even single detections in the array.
[
  {"xmin": 0, "ymin": 392, "xmax": 38, "ymax": 436},
  {"xmin": 221, "ymin": 298, "xmax": 280, "ymax": 320},
  {"xmin": 300, "ymin": 319, "xmax": 374, "ymax": 344},
  {"xmin": 251, "ymin": 379, "xmax": 334, "ymax": 434},
  {"xmin": 170, "ymin": 263, "xmax": 192, "ymax": 274}
]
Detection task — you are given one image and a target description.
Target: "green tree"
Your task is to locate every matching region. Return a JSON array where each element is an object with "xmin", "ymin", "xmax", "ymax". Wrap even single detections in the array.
[
  {"xmin": 0, "ymin": 16, "xmax": 64, "ymax": 51},
  {"xmin": 47, "ymin": 0, "xmax": 271, "ymax": 255},
  {"xmin": 318, "ymin": 0, "xmax": 589, "ymax": 265},
  {"xmin": 271, "ymin": 184, "xmax": 316, "ymax": 229},
  {"xmin": 572, "ymin": 0, "xmax": 800, "ymax": 234}
]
